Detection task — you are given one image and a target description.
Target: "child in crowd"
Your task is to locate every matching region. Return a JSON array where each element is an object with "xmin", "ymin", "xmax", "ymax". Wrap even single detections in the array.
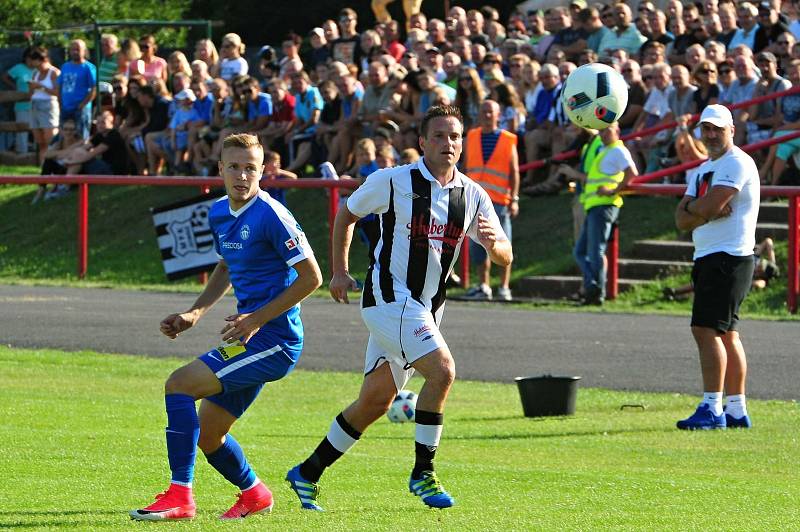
[
  {"xmin": 168, "ymin": 89, "xmax": 200, "ymax": 173},
  {"xmin": 344, "ymin": 137, "xmax": 379, "ymax": 181},
  {"xmin": 375, "ymin": 144, "xmax": 396, "ymax": 169},
  {"xmin": 342, "ymin": 138, "xmax": 380, "ymax": 244},
  {"xmin": 400, "ymin": 147, "xmax": 420, "ymax": 164},
  {"xmin": 260, "ymin": 150, "xmax": 297, "ymax": 206}
]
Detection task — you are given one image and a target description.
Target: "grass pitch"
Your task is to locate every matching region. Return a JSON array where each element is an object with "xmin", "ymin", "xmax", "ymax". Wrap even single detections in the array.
[{"xmin": 0, "ymin": 347, "xmax": 797, "ymax": 530}]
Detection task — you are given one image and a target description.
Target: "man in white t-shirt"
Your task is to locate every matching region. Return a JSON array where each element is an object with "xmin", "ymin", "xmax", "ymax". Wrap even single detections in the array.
[
  {"xmin": 285, "ymin": 105, "xmax": 512, "ymax": 511},
  {"xmin": 674, "ymin": 104, "xmax": 760, "ymax": 430},
  {"xmin": 572, "ymin": 122, "xmax": 638, "ymax": 305}
]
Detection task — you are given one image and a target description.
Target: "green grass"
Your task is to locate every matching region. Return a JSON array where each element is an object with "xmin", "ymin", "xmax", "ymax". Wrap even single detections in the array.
[{"xmin": 1, "ymin": 347, "xmax": 798, "ymax": 530}]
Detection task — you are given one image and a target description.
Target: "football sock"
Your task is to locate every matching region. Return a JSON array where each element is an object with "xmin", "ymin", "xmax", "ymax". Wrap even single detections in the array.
[
  {"xmin": 204, "ymin": 434, "xmax": 257, "ymax": 490},
  {"xmin": 702, "ymin": 392, "xmax": 723, "ymax": 416},
  {"xmin": 299, "ymin": 413, "xmax": 361, "ymax": 483},
  {"xmin": 412, "ymin": 410, "xmax": 444, "ymax": 479},
  {"xmin": 725, "ymin": 394, "xmax": 748, "ymax": 418},
  {"xmin": 165, "ymin": 393, "xmax": 200, "ymax": 487}
]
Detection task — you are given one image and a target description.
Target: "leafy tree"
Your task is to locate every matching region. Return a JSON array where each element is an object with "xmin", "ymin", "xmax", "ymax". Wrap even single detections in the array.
[{"xmin": 0, "ymin": 0, "xmax": 193, "ymax": 47}]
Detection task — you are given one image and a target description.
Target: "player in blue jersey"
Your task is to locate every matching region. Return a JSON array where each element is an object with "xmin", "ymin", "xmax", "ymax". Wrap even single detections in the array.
[{"xmin": 130, "ymin": 133, "xmax": 322, "ymax": 521}]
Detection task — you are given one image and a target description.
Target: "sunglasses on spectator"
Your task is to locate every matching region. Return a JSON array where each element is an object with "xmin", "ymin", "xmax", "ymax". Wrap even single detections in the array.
[
  {"xmin": 643, "ymin": 75, "xmax": 654, "ymax": 80},
  {"xmin": 340, "ymin": 16, "xmax": 355, "ymax": 22},
  {"xmin": 140, "ymin": 44, "xmax": 151, "ymax": 49},
  {"xmin": 622, "ymin": 68, "xmax": 634, "ymax": 73},
  {"xmin": 777, "ymin": 41, "xmax": 791, "ymax": 45},
  {"xmin": 403, "ymin": 53, "xmax": 416, "ymax": 59},
  {"xmin": 719, "ymin": 68, "xmax": 732, "ymax": 74},
  {"xmin": 700, "ymin": 68, "xmax": 716, "ymax": 73}
]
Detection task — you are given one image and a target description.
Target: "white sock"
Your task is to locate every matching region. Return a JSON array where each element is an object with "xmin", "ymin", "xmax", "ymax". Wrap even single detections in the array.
[
  {"xmin": 725, "ymin": 394, "xmax": 748, "ymax": 418},
  {"xmin": 702, "ymin": 392, "xmax": 723, "ymax": 416}
]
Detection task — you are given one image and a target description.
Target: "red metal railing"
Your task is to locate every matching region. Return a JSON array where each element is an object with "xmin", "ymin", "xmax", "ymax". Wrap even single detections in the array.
[
  {"xmin": 0, "ymin": 175, "xmax": 358, "ymax": 279},
  {"xmin": 622, "ymin": 183, "xmax": 800, "ymax": 314},
  {"xmin": 519, "ymin": 84, "xmax": 800, "ymax": 173}
]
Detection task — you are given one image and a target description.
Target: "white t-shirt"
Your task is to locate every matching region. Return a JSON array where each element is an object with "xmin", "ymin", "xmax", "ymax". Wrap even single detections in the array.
[
  {"xmin": 220, "ymin": 57, "xmax": 249, "ymax": 81},
  {"xmin": 597, "ymin": 144, "xmax": 636, "ymax": 175},
  {"xmin": 685, "ymin": 145, "xmax": 760, "ymax": 260},
  {"xmin": 642, "ymin": 85, "xmax": 672, "ymax": 118}
]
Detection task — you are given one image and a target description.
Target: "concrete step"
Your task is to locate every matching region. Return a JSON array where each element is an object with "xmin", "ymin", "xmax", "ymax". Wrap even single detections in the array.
[
  {"xmin": 618, "ymin": 258, "xmax": 693, "ymax": 280},
  {"xmin": 631, "ymin": 240, "xmax": 695, "ymax": 262},
  {"xmin": 758, "ymin": 202, "xmax": 788, "ymax": 224},
  {"xmin": 756, "ymin": 223, "xmax": 788, "ymax": 242},
  {"xmin": 515, "ymin": 275, "xmax": 649, "ymax": 299}
]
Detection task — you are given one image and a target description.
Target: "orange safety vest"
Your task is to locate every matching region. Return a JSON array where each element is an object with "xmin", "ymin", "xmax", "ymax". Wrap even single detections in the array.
[{"xmin": 463, "ymin": 127, "xmax": 517, "ymax": 205}]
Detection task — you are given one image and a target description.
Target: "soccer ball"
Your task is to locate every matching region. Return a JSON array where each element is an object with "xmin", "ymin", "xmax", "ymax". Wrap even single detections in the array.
[
  {"xmin": 387, "ymin": 390, "xmax": 417, "ymax": 423},
  {"xmin": 561, "ymin": 63, "xmax": 629, "ymax": 130}
]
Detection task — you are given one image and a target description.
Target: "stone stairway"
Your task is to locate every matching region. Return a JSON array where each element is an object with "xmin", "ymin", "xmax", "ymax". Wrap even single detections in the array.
[{"xmin": 514, "ymin": 202, "xmax": 789, "ymax": 300}]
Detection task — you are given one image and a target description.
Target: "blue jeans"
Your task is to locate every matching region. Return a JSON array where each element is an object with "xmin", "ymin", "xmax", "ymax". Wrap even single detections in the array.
[
  {"xmin": 470, "ymin": 203, "xmax": 512, "ymax": 263},
  {"xmin": 573, "ymin": 204, "xmax": 619, "ymax": 299},
  {"xmin": 61, "ymin": 105, "xmax": 92, "ymax": 139}
]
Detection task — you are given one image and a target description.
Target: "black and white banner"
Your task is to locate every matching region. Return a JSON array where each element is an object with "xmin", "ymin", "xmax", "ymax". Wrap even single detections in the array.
[{"xmin": 152, "ymin": 191, "xmax": 224, "ymax": 280}]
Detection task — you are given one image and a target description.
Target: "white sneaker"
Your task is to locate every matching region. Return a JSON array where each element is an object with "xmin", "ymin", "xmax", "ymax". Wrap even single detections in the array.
[
  {"xmin": 464, "ymin": 284, "xmax": 492, "ymax": 300},
  {"xmin": 319, "ymin": 161, "xmax": 339, "ymax": 180},
  {"xmin": 497, "ymin": 287, "xmax": 512, "ymax": 301}
]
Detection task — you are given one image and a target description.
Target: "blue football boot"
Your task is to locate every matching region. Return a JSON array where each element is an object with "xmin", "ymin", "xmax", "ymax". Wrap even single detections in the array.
[
  {"xmin": 723, "ymin": 406, "xmax": 753, "ymax": 429},
  {"xmin": 285, "ymin": 465, "xmax": 324, "ymax": 511},
  {"xmin": 676, "ymin": 403, "xmax": 726, "ymax": 430},
  {"xmin": 409, "ymin": 470, "xmax": 455, "ymax": 508}
]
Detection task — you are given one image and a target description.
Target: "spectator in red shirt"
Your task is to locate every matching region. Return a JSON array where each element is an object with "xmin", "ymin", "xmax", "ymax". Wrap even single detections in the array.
[{"xmin": 260, "ymin": 78, "xmax": 296, "ymax": 157}]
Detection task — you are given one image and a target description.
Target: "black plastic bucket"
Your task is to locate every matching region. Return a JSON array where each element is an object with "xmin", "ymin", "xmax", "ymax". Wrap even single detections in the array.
[{"xmin": 514, "ymin": 375, "xmax": 581, "ymax": 417}]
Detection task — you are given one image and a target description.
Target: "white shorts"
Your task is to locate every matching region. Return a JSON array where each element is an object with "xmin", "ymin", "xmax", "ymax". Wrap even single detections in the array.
[{"xmin": 361, "ymin": 297, "xmax": 448, "ymax": 391}]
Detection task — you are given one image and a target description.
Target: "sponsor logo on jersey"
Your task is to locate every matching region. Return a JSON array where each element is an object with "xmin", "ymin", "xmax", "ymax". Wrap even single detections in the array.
[
  {"xmin": 285, "ymin": 232, "xmax": 306, "ymax": 250},
  {"xmin": 240, "ymin": 224, "xmax": 250, "ymax": 240},
  {"xmin": 413, "ymin": 324, "xmax": 432, "ymax": 337},
  {"xmin": 406, "ymin": 214, "xmax": 463, "ymax": 247},
  {"xmin": 221, "ymin": 241, "xmax": 243, "ymax": 250}
]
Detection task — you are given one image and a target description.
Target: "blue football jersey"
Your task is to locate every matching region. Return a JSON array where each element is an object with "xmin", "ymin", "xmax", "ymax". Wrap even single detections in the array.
[{"xmin": 210, "ymin": 190, "xmax": 314, "ymax": 342}]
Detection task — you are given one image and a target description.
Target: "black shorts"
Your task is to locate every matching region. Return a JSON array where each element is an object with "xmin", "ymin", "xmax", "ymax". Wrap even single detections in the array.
[{"xmin": 691, "ymin": 252, "xmax": 755, "ymax": 333}]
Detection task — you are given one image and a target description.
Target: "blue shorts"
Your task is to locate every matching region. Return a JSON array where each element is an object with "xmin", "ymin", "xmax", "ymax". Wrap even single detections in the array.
[
  {"xmin": 470, "ymin": 203, "xmax": 512, "ymax": 264},
  {"xmin": 199, "ymin": 330, "xmax": 301, "ymax": 418}
]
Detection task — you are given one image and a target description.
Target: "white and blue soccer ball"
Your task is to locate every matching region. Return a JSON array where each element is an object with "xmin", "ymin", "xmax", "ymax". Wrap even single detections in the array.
[
  {"xmin": 387, "ymin": 390, "xmax": 417, "ymax": 423},
  {"xmin": 561, "ymin": 62, "xmax": 629, "ymax": 130}
]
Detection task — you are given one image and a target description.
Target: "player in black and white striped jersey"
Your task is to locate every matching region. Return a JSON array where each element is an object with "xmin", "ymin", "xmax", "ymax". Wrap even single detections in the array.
[{"xmin": 286, "ymin": 105, "xmax": 513, "ymax": 511}]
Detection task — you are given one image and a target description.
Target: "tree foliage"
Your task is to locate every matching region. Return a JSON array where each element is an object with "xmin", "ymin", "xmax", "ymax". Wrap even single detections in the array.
[{"xmin": 0, "ymin": 0, "xmax": 194, "ymax": 47}]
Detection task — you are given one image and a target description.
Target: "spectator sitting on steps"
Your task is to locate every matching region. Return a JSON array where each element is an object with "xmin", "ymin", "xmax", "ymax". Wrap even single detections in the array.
[{"xmin": 664, "ymin": 238, "xmax": 779, "ymax": 301}]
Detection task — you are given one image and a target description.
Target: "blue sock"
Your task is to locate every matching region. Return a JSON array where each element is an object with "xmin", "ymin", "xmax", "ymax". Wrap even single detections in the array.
[
  {"xmin": 204, "ymin": 434, "xmax": 257, "ymax": 490},
  {"xmin": 165, "ymin": 393, "xmax": 200, "ymax": 486}
]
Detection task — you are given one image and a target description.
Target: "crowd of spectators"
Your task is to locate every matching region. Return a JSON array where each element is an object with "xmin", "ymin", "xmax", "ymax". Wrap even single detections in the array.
[{"xmin": 4, "ymin": 0, "xmax": 800, "ymax": 204}]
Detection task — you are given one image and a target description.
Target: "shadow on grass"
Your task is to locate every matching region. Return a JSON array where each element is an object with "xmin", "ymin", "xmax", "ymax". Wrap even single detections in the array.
[
  {"xmin": 0, "ymin": 509, "xmax": 121, "ymax": 529},
  {"xmin": 351, "ymin": 426, "xmax": 672, "ymax": 442}
]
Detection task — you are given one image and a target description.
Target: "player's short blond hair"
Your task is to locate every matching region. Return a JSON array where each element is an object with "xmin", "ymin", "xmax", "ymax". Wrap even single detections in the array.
[
  {"xmin": 222, "ymin": 133, "xmax": 263, "ymax": 153},
  {"xmin": 221, "ymin": 134, "xmax": 264, "ymax": 164}
]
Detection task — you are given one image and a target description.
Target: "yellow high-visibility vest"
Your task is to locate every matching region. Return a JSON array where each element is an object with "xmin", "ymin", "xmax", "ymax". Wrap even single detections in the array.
[{"xmin": 582, "ymin": 139, "xmax": 625, "ymax": 212}]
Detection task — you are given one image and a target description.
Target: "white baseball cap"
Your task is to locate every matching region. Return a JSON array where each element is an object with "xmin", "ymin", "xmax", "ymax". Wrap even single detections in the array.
[
  {"xmin": 699, "ymin": 104, "xmax": 733, "ymax": 128},
  {"xmin": 175, "ymin": 88, "xmax": 196, "ymax": 102}
]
